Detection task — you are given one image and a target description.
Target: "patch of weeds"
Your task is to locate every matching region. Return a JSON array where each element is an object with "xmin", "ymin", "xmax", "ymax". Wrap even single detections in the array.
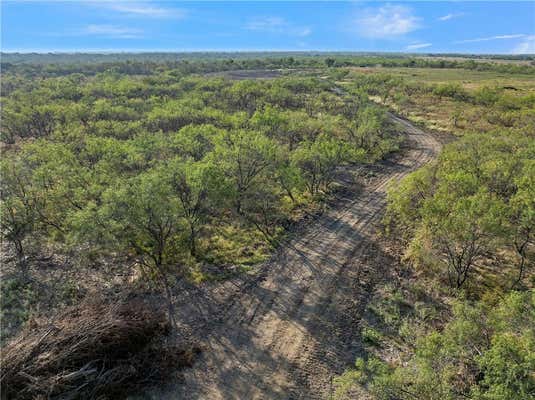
[
  {"xmin": 0, "ymin": 277, "xmax": 38, "ymax": 343},
  {"xmin": 361, "ymin": 326, "xmax": 383, "ymax": 347},
  {"xmin": 410, "ymin": 281, "xmax": 432, "ymax": 302},
  {"xmin": 334, "ymin": 358, "xmax": 368, "ymax": 394},
  {"xmin": 203, "ymin": 224, "xmax": 270, "ymax": 266},
  {"xmin": 414, "ymin": 301, "xmax": 442, "ymax": 325},
  {"xmin": 58, "ymin": 278, "xmax": 84, "ymax": 306},
  {"xmin": 187, "ymin": 265, "xmax": 209, "ymax": 284},
  {"xmin": 397, "ymin": 317, "xmax": 427, "ymax": 347},
  {"xmin": 397, "ymin": 318, "xmax": 414, "ymax": 344},
  {"xmin": 368, "ymin": 285, "xmax": 412, "ymax": 332},
  {"xmin": 333, "ymin": 356, "xmax": 391, "ymax": 399}
]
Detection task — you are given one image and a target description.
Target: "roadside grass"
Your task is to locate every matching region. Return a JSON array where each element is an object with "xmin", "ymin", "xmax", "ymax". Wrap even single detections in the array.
[
  {"xmin": 367, "ymin": 89, "xmax": 533, "ymax": 136},
  {"xmin": 202, "ymin": 223, "xmax": 272, "ymax": 268}
]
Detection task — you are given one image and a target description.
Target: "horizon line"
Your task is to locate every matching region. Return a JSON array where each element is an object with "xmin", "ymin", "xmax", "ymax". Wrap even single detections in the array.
[{"xmin": 2, "ymin": 50, "xmax": 534, "ymax": 56}]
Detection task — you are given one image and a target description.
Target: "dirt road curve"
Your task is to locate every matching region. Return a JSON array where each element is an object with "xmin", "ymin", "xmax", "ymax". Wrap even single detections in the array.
[{"xmin": 159, "ymin": 115, "xmax": 441, "ymax": 400}]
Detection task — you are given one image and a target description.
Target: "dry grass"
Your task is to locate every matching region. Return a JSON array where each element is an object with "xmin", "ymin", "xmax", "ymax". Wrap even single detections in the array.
[{"xmin": 349, "ymin": 66, "xmax": 535, "ymax": 91}]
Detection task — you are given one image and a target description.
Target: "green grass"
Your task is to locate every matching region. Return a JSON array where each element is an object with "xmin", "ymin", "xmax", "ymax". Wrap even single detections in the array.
[
  {"xmin": 202, "ymin": 223, "xmax": 272, "ymax": 267},
  {"xmin": 361, "ymin": 326, "xmax": 383, "ymax": 347}
]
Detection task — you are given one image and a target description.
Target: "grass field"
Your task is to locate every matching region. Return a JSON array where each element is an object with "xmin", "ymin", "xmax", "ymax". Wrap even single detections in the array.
[
  {"xmin": 350, "ymin": 66, "xmax": 535, "ymax": 91},
  {"xmin": 342, "ymin": 67, "xmax": 535, "ymax": 135}
]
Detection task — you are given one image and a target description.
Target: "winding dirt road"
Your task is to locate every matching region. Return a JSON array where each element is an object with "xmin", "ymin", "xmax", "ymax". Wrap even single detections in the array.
[{"xmin": 158, "ymin": 114, "xmax": 441, "ymax": 400}]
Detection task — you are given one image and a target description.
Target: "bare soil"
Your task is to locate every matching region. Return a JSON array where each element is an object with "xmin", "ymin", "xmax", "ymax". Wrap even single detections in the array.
[{"xmin": 148, "ymin": 114, "xmax": 442, "ymax": 399}]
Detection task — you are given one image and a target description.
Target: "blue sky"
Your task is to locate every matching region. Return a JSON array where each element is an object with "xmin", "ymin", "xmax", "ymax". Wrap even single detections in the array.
[{"xmin": 2, "ymin": 1, "xmax": 534, "ymax": 54}]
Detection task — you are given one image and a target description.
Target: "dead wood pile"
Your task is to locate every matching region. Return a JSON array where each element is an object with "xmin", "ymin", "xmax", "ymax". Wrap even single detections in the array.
[{"xmin": 1, "ymin": 296, "xmax": 198, "ymax": 399}]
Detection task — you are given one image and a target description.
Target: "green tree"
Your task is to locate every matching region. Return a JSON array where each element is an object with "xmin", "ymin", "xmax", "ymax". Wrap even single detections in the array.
[
  {"xmin": 100, "ymin": 169, "xmax": 185, "ymax": 324},
  {"xmin": 225, "ymin": 80, "xmax": 265, "ymax": 116},
  {"xmin": 292, "ymin": 135, "xmax": 355, "ymax": 195},
  {"xmin": 335, "ymin": 291, "xmax": 535, "ymax": 400},
  {"xmin": 167, "ymin": 158, "xmax": 213, "ymax": 257},
  {"xmin": 170, "ymin": 124, "xmax": 223, "ymax": 161},
  {"xmin": 2, "ymin": 102, "xmax": 57, "ymax": 142},
  {"xmin": 386, "ymin": 132, "xmax": 532, "ymax": 289},
  {"xmin": 0, "ymin": 157, "xmax": 38, "ymax": 278},
  {"xmin": 508, "ymin": 161, "xmax": 535, "ymax": 287},
  {"xmin": 211, "ymin": 129, "xmax": 278, "ymax": 214},
  {"xmin": 325, "ymin": 58, "xmax": 336, "ymax": 68},
  {"xmin": 423, "ymin": 189, "xmax": 505, "ymax": 288}
]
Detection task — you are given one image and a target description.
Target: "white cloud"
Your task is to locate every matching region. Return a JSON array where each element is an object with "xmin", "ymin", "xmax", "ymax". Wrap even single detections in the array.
[
  {"xmin": 81, "ymin": 24, "xmax": 143, "ymax": 39},
  {"xmin": 86, "ymin": 1, "xmax": 186, "ymax": 19},
  {"xmin": 438, "ymin": 12, "xmax": 465, "ymax": 21},
  {"xmin": 455, "ymin": 34, "xmax": 526, "ymax": 43},
  {"xmin": 513, "ymin": 35, "xmax": 535, "ymax": 54},
  {"xmin": 299, "ymin": 27, "xmax": 312, "ymax": 37},
  {"xmin": 245, "ymin": 17, "xmax": 311, "ymax": 37},
  {"xmin": 110, "ymin": 3, "xmax": 186, "ymax": 18},
  {"xmin": 406, "ymin": 43, "xmax": 432, "ymax": 50},
  {"xmin": 354, "ymin": 4, "xmax": 421, "ymax": 39},
  {"xmin": 246, "ymin": 17, "xmax": 285, "ymax": 31}
]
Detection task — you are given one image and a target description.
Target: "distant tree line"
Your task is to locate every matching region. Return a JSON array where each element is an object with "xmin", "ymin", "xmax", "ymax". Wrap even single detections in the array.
[{"xmin": 2, "ymin": 53, "xmax": 534, "ymax": 80}]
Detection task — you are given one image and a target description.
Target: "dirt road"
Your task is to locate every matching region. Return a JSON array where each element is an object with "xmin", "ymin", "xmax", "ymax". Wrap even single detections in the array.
[{"xmin": 157, "ymin": 114, "xmax": 441, "ymax": 399}]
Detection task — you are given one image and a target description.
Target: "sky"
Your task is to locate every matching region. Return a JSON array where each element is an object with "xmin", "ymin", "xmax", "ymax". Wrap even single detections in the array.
[{"xmin": 2, "ymin": 1, "xmax": 535, "ymax": 54}]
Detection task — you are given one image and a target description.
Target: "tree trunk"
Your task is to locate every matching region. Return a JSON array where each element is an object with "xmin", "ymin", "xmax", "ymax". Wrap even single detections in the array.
[
  {"xmin": 236, "ymin": 195, "xmax": 243, "ymax": 215},
  {"xmin": 158, "ymin": 269, "xmax": 177, "ymax": 331},
  {"xmin": 512, "ymin": 240, "xmax": 528, "ymax": 289},
  {"xmin": 189, "ymin": 224, "xmax": 196, "ymax": 257},
  {"xmin": 14, "ymin": 238, "xmax": 29, "ymax": 280},
  {"xmin": 511, "ymin": 234, "xmax": 531, "ymax": 289}
]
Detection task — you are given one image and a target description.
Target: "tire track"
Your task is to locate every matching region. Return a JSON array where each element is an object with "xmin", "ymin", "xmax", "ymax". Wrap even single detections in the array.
[{"xmin": 158, "ymin": 114, "xmax": 441, "ymax": 400}]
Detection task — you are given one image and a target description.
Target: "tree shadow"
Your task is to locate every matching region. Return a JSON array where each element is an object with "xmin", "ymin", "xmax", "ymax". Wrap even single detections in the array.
[{"xmin": 149, "ymin": 124, "xmax": 436, "ymax": 399}]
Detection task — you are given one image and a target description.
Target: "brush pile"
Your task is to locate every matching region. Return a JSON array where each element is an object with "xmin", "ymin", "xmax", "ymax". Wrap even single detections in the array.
[{"xmin": 1, "ymin": 296, "xmax": 198, "ymax": 399}]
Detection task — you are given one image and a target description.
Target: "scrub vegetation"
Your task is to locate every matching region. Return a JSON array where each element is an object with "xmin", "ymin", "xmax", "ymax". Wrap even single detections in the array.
[
  {"xmin": 0, "ymin": 58, "xmax": 398, "ymax": 340},
  {"xmin": 333, "ymin": 63, "xmax": 535, "ymax": 400},
  {"xmin": 0, "ymin": 53, "xmax": 533, "ymax": 399}
]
